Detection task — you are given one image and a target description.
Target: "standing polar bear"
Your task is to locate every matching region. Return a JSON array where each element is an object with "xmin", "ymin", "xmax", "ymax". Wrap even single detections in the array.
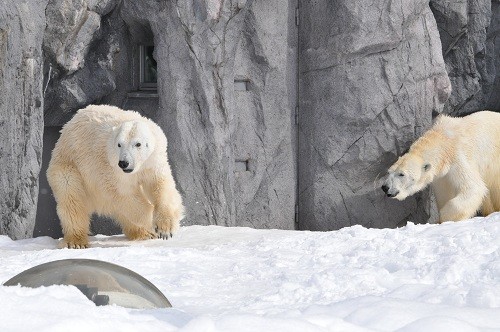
[
  {"xmin": 47, "ymin": 105, "xmax": 184, "ymax": 248},
  {"xmin": 382, "ymin": 111, "xmax": 500, "ymax": 223}
]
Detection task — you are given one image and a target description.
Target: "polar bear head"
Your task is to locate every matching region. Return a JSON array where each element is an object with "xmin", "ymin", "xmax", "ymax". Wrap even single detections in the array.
[
  {"xmin": 381, "ymin": 153, "xmax": 432, "ymax": 200},
  {"xmin": 109, "ymin": 121, "xmax": 156, "ymax": 174}
]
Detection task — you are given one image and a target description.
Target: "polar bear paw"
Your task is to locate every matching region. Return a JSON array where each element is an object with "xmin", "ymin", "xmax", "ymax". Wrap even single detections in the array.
[
  {"xmin": 155, "ymin": 226, "xmax": 173, "ymax": 240},
  {"xmin": 154, "ymin": 215, "xmax": 180, "ymax": 240},
  {"xmin": 61, "ymin": 235, "xmax": 89, "ymax": 249}
]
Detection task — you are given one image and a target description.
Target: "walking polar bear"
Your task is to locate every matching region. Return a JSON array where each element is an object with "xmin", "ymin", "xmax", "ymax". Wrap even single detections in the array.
[
  {"xmin": 382, "ymin": 111, "xmax": 500, "ymax": 223},
  {"xmin": 47, "ymin": 104, "xmax": 184, "ymax": 248}
]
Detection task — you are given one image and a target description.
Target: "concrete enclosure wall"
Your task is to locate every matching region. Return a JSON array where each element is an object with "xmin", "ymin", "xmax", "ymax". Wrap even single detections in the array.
[
  {"xmin": 2, "ymin": 0, "xmax": 500, "ymax": 239},
  {"xmin": 0, "ymin": 1, "xmax": 47, "ymax": 239},
  {"xmin": 298, "ymin": 1, "xmax": 451, "ymax": 230}
]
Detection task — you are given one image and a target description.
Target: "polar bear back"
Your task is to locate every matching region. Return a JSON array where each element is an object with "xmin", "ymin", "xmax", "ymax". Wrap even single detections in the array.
[
  {"xmin": 434, "ymin": 111, "xmax": 500, "ymax": 176},
  {"xmin": 49, "ymin": 105, "xmax": 166, "ymax": 210},
  {"xmin": 54, "ymin": 105, "xmax": 166, "ymax": 163}
]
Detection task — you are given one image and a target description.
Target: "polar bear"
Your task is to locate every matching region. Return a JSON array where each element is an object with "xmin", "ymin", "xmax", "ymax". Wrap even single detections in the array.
[
  {"xmin": 47, "ymin": 104, "xmax": 184, "ymax": 248},
  {"xmin": 382, "ymin": 111, "xmax": 500, "ymax": 223}
]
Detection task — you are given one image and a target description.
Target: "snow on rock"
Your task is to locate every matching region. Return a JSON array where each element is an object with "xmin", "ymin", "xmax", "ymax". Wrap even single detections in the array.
[{"xmin": 1, "ymin": 214, "xmax": 500, "ymax": 331}]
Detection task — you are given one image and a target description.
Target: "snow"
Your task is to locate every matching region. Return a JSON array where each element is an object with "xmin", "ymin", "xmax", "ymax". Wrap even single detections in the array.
[{"xmin": 1, "ymin": 214, "xmax": 500, "ymax": 331}]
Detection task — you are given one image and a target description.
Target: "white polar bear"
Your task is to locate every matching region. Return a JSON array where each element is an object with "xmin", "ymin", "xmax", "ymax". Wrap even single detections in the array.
[
  {"xmin": 47, "ymin": 104, "xmax": 184, "ymax": 248},
  {"xmin": 382, "ymin": 111, "xmax": 500, "ymax": 223}
]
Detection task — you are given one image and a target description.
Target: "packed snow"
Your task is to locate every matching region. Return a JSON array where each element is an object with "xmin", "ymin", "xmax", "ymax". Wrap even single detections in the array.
[{"xmin": 1, "ymin": 214, "xmax": 500, "ymax": 331}]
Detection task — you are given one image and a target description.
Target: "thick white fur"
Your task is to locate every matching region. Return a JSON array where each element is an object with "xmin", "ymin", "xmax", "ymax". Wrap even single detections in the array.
[
  {"xmin": 47, "ymin": 105, "xmax": 184, "ymax": 248},
  {"xmin": 383, "ymin": 111, "xmax": 500, "ymax": 223}
]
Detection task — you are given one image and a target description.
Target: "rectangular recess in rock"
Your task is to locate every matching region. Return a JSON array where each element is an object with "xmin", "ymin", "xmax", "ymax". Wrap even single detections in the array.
[
  {"xmin": 139, "ymin": 45, "xmax": 157, "ymax": 90},
  {"xmin": 234, "ymin": 79, "xmax": 249, "ymax": 91},
  {"xmin": 235, "ymin": 159, "xmax": 250, "ymax": 172}
]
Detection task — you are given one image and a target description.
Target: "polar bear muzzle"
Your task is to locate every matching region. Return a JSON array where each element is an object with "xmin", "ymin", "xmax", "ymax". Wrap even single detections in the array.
[
  {"xmin": 381, "ymin": 184, "xmax": 399, "ymax": 198},
  {"xmin": 118, "ymin": 160, "xmax": 133, "ymax": 173}
]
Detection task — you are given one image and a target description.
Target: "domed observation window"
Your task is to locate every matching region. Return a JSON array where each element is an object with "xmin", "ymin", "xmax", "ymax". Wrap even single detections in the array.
[{"xmin": 3, "ymin": 259, "xmax": 171, "ymax": 309}]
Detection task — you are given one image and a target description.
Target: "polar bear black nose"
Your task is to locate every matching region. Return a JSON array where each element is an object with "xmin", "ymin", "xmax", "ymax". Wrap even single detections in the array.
[
  {"xmin": 118, "ymin": 160, "xmax": 129, "ymax": 169},
  {"xmin": 381, "ymin": 184, "xmax": 399, "ymax": 197}
]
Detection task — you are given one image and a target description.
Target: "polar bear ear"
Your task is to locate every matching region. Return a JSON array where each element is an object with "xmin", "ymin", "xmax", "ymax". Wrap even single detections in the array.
[{"xmin": 423, "ymin": 163, "xmax": 431, "ymax": 172}]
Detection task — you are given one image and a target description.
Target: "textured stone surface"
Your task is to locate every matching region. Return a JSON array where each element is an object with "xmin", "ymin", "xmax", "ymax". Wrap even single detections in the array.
[
  {"xmin": 3, "ymin": 1, "xmax": 500, "ymax": 239},
  {"xmin": 117, "ymin": 0, "xmax": 297, "ymax": 229},
  {"xmin": 231, "ymin": 1, "xmax": 297, "ymax": 228},
  {"xmin": 0, "ymin": 1, "xmax": 47, "ymax": 239},
  {"xmin": 298, "ymin": 1, "xmax": 451, "ymax": 230},
  {"xmin": 43, "ymin": 0, "xmax": 119, "ymax": 125},
  {"xmin": 39, "ymin": 0, "xmax": 297, "ymax": 233},
  {"xmin": 431, "ymin": 0, "xmax": 500, "ymax": 114},
  {"xmin": 44, "ymin": 0, "xmax": 101, "ymax": 74}
]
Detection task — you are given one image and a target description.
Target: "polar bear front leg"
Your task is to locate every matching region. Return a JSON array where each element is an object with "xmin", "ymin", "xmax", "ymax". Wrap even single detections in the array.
[
  {"xmin": 438, "ymin": 178, "xmax": 487, "ymax": 223},
  {"xmin": 439, "ymin": 201, "xmax": 479, "ymax": 223},
  {"xmin": 48, "ymin": 164, "xmax": 91, "ymax": 249},
  {"xmin": 146, "ymin": 174, "xmax": 184, "ymax": 239},
  {"xmin": 154, "ymin": 205, "xmax": 183, "ymax": 239},
  {"xmin": 480, "ymin": 194, "xmax": 495, "ymax": 217}
]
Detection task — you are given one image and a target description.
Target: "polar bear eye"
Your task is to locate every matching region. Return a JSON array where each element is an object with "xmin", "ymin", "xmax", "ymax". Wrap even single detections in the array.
[
  {"xmin": 135, "ymin": 143, "xmax": 141, "ymax": 147},
  {"xmin": 118, "ymin": 143, "xmax": 121, "ymax": 148},
  {"xmin": 398, "ymin": 173, "xmax": 405, "ymax": 177}
]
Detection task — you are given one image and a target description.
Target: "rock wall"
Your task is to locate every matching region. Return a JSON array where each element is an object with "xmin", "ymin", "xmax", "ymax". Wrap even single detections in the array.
[
  {"xmin": 298, "ymin": 0, "xmax": 451, "ymax": 230},
  {"xmin": 117, "ymin": 0, "xmax": 297, "ymax": 228},
  {"xmin": 43, "ymin": 0, "xmax": 119, "ymax": 125},
  {"xmin": 431, "ymin": 0, "xmax": 500, "ymax": 115},
  {"xmin": 39, "ymin": 0, "xmax": 298, "ymax": 233},
  {"xmin": 1, "ymin": 0, "xmax": 500, "ymax": 238},
  {"xmin": 0, "ymin": 1, "xmax": 47, "ymax": 239}
]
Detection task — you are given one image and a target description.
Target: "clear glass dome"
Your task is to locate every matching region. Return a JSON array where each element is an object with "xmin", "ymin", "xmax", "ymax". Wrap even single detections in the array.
[{"xmin": 3, "ymin": 259, "xmax": 172, "ymax": 309}]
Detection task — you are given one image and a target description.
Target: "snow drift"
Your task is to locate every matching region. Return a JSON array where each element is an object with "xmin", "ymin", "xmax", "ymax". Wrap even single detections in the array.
[{"xmin": 1, "ymin": 214, "xmax": 500, "ymax": 331}]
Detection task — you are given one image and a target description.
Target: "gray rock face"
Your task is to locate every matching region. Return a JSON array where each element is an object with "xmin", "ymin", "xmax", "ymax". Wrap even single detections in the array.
[
  {"xmin": 2, "ymin": 0, "xmax": 500, "ymax": 239},
  {"xmin": 40, "ymin": 0, "xmax": 297, "ymax": 233},
  {"xmin": 43, "ymin": 0, "xmax": 119, "ymax": 125},
  {"xmin": 298, "ymin": 1, "xmax": 451, "ymax": 230},
  {"xmin": 0, "ymin": 1, "xmax": 47, "ymax": 239},
  {"xmin": 44, "ymin": 0, "xmax": 101, "ymax": 74},
  {"xmin": 117, "ymin": 0, "xmax": 297, "ymax": 229},
  {"xmin": 431, "ymin": 0, "xmax": 500, "ymax": 114}
]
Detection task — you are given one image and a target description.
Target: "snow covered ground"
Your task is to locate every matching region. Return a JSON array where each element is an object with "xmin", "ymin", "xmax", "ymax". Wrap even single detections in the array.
[{"xmin": 1, "ymin": 214, "xmax": 500, "ymax": 332}]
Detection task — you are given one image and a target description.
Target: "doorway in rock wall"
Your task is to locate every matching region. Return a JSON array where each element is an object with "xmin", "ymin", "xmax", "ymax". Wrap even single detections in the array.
[
  {"xmin": 34, "ymin": 126, "xmax": 63, "ymax": 238},
  {"xmin": 34, "ymin": 20, "xmax": 161, "ymax": 237}
]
